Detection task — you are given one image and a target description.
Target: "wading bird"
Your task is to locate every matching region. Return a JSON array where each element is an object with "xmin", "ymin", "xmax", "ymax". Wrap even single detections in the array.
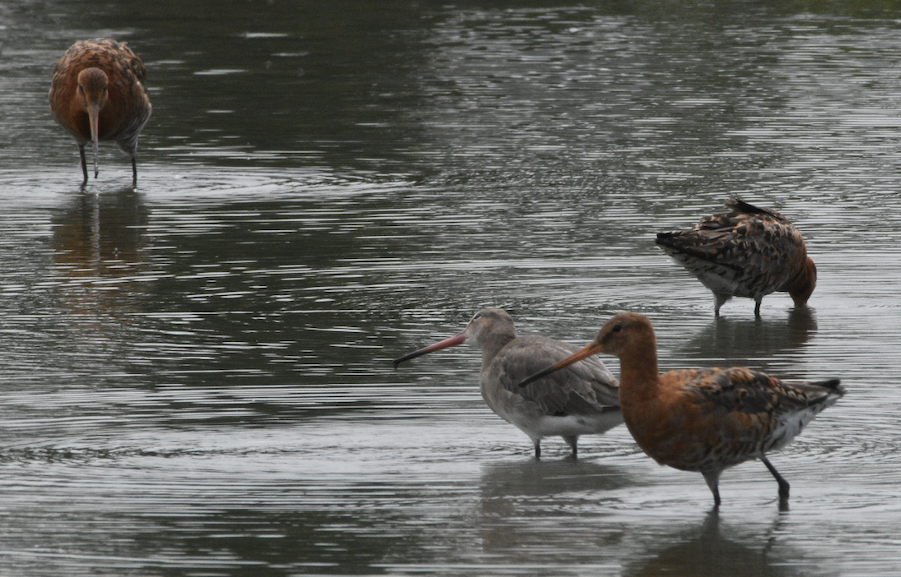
[
  {"xmin": 656, "ymin": 199, "xmax": 816, "ymax": 316},
  {"xmin": 518, "ymin": 312, "xmax": 843, "ymax": 507},
  {"xmin": 394, "ymin": 308, "xmax": 622, "ymax": 458},
  {"xmin": 50, "ymin": 38, "xmax": 152, "ymax": 185}
]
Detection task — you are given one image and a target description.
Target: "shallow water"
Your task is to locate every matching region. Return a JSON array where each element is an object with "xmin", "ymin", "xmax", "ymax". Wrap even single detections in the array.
[{"xmin": 1, "ymin": 1, "xmax": 901, "ymax": 575}]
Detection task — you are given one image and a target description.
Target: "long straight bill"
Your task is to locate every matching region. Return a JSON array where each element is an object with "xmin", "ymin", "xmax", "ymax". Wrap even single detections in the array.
[
  {"xmin": 516, "ymin": 342, "xmax": 600, "ymax": 388},
  {"xmin": 393, "ymin": 333, "xmax": 467, "ymax": 368},
  {"xmin": 88, "ymin": 102, "xmax": 101, "ymax": 178}
]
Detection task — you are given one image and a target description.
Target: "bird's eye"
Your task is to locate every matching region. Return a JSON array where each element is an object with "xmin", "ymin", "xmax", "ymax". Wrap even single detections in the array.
[{"xmin": 612, "ymin": 324, "xmax": 622, "ymax": 333}]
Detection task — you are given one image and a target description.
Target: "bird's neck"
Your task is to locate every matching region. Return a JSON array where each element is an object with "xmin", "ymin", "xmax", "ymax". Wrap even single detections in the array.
[
  {"xmin": 478, "ymin": 329, "xmax": 516, "ymax": 367},
  {"xmin": 783, "ymin": 256, "xmax": 816, "ymax": 306},
  {"xmin": 617, "ymin": 339, "xmax": 661, "ymax": 401}
]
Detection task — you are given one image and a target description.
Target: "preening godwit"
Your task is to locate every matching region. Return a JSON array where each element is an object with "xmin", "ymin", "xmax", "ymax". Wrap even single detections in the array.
[
  {"xmin": 656, "ymin": 199, "xmax": 816, "ymax": 316},
  {"xmin": 518, "ymin": 312, "xmax": 843, "ymax": 507},
  {"xmin": 394, "ymin": 308, "xmax": 622, "ymax": 458},
  {"xmin": 50, "ymin": 38, "xmax": 152, "ymax": 185}
]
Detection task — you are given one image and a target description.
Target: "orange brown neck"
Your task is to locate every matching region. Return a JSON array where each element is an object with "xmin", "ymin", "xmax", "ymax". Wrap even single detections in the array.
[
  {"xmin": 784, "ymin": 257, "xmax": 817, "ymax": 307},
  {"xmin": 611, "ymin": 326, "xmax": 661, "ymax": 405},
  {"xmin": 618, "ymin": 341, "xmax": 659, "ymax": 390}
]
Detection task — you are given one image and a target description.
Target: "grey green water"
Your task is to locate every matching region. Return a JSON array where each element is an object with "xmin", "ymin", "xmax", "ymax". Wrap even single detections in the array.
[{"xmin": 1, "ymin": 1, "xmax": 900, "ymax": 575}]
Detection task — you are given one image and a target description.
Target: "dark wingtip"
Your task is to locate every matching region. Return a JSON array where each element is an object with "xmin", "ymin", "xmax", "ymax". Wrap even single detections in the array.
[
  {"xmin": 726, "ymin": 198, "xmax": 775, "ymax": 217},
  {"xmin": 655, "ymin": 231, "xmax": 675, "ymax": 246},
  {"xmin": 810, "ymin": 378, "xmax": 844, "ymax": 397},
  {"xmin": 820, "ymin": 378, "xmax": 843, "ymax": 391},
  {"xmin": 726, "ymin": 197, "xmax": 753, "ymax": 211}
]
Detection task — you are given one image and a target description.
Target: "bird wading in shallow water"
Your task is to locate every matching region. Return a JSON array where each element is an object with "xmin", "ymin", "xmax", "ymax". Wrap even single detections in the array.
[
  {"xmin": 50, "ymin": 38, "xmax": 152, "ymax": 185},
  {"xmin": 393, "ymin": 308, "xmax": 622, "ymax": 458},
  {"xmin": 656, "ymin": 199, "xmax": 816, "ymax": 316},
  {"xmin": 518, "ymin": 312, "xmax": 844, "ymax": 508}
]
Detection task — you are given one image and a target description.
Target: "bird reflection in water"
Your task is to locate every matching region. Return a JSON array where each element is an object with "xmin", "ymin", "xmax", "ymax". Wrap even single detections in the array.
[
  {"xmin": 51, "ymin": 186, "xmax": 149, "ymax": 314},
  {"xmin": 682, "ymin": 308, "xmax": 818, "ymax": 376},
  {"xmin": 477, "ymin": 459, "xmax": 633, "ymax": 554},
  {"xmin": 625, "ymin": 510, "xmax": 830, "ymax": 577}
]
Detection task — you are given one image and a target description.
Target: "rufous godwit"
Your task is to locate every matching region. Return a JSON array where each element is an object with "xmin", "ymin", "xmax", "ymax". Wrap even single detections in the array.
[
  {"xmin": 518, "ymin": 312, "xmax": 843, "ymax": 507},
  {"xmin": 394, "ymin": 308, "xmax": 622, "ymax": 458},
  {"xmin": 50, "ymin": 38, "xmax": 152, "ymax": 185},
  {"xmin": 656, "ymin": 199, "xmax": 816, "ymax": 316}
]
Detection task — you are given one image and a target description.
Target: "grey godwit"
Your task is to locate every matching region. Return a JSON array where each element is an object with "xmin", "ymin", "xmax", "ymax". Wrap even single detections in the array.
[{"xmin": 394, "ymin": 308, "xmax": 622, "ymax": 458}]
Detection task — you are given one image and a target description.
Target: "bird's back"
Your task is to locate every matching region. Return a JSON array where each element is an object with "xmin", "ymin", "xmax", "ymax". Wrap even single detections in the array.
[
  {"xmin": 484, "ymin": 334, "xmax": 620, "ymax": 418},
  {"xmin": 656, "ymin": 200, "xmax": 808, "ymax": 300},
  {"xmin": 628, "ymin": 367, "xmax": 843, "ymax": 473}
]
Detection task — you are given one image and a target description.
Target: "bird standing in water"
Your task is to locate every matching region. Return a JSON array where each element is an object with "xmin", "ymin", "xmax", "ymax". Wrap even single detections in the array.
[
  {"xmin": 518, "ymin": 312, "xmax": 843, "ymax": 507},
  {"xmin": 656, "ymin": 199, "xmax": 817, "ymax": 316},
  {"xmin": 394, "ymin": 309, "xmax": 622, "ymax": 458},
  {"xmin": 50, "ymin": 38, "xmax": 152, "ymax": 185}
]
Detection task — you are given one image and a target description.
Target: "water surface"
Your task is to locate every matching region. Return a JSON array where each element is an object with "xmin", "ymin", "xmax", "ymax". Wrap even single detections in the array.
[{"xmin": 1, "ymin": 1, "xmax": 900, "ymax": 575}]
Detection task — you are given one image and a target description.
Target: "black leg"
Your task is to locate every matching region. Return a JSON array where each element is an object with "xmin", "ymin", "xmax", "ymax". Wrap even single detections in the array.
[
  {"xmin": 534, "ymin": 440, "xmax": 541, "ymax": 460},
  {"xmin": 760, "ymin": 455, "xmax": 790, "ymax": 505},
  {"xmin": 131, "ymin": 156, "xmax": 138, "ymax": 186},
  {"xmin": 79, "ymin": 145, "xmax": 88, "ymax": 184},
  {"xmin": 563, "ymin": 435, "xmax": 578, "ymax": 459}
]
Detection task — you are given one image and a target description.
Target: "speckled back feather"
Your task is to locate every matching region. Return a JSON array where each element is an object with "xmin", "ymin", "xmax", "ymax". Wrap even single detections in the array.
[
  {"xmin": 670, "ymin": 368, "xmax": 845, "ymax": 471},
  {"xmin": 656, "ymin": 199, "xmax": 814, "ymax": 312}
]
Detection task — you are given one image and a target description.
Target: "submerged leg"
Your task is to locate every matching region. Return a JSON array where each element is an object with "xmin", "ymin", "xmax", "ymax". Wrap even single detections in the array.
[
  {"xmin": 703, "ymin": 471, "xmax": 722, "ymax": 507},
  {"xmin": 563, "ymin": 435, "xmax": 578, "ymax": 459},
  {"xmin": 79, "ymin": 144, "xmax": 88, "ymax": 184},
  {"xmin": 760, "ymin": 455, "xmax": 790, "ymax": 504}
]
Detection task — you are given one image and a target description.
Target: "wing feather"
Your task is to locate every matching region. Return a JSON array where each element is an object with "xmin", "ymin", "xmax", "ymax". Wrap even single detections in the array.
[
  {"xmin": 656, "ymin": 200, "xmax": 806, "ymax": 298},
  {"xmin": 488, "ymin": 334, "xmax": 619, "ymax": 417}
]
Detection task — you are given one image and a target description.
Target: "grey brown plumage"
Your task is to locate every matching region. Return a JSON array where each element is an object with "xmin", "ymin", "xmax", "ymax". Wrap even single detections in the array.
[
  {"xmin": 518, "ymin": 312, "xmax": 844, "ymax": 507},
  {"xmin": 50, "ymin": 38, "xmax": 152, "ymax": 185},
  {"xmin": 656, "ymin": 199, "xmax": 816, "ymax": 316},
  {"xmin": 393, "ymin": 308, "xmax": 622, "ymax": 458}
]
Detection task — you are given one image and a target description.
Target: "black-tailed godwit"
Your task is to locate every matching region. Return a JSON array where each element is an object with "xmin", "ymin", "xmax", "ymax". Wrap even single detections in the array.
[
  {"xmin": 518, "ymin": 312, "xmax": 843, "ymax": 507},
  {"xmin": 50, "ymin": 38, "xmax": 152, "ymax": 185},
  {"xmin": 394, "ymin": 308, "xmax": 622, "ymax": 458},
  {"xmin": 656, "ymin": 199, "xmax": 816, "ymax": 316}
]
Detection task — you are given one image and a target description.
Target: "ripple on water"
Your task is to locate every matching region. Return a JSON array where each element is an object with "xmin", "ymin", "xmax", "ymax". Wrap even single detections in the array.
[{"xmin": 4, "ymin": 2, "xmax": 901, "ymax": 574}]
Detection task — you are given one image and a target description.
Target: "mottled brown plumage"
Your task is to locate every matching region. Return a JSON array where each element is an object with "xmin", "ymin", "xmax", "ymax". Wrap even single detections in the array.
[
  {"xmin": 656, "ymin": 199, "xmax": 816, "ymax": 316},
  {"xmin": 50, "ymin": 38, "xmax": 152, "ymax": 185},
  {"xmin": 394, "ymin": 308, "xmax": 622, "ymax": 458},
  {"xmin": 518, "ymin": 313, "xmax": 843, "ymax": 507}
]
